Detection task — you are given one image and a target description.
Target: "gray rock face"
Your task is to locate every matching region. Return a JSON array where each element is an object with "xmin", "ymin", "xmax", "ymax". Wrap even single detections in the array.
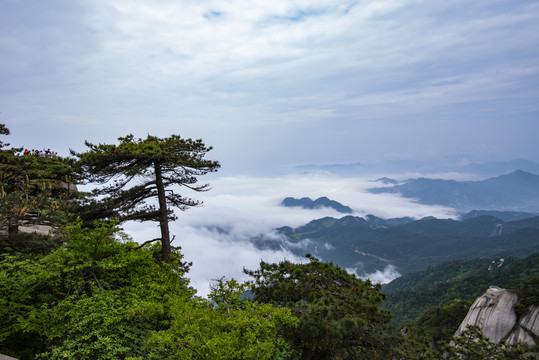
[
  {"xmin": 18, "ymin": 224, "xmax": 52, "ymax": 236},
  {"xmin": 507, "ymin": 305, "xmax": 539, "ymax": 346},
  {"xmin": 455, "ymin": 286, "xmax": 538, "ymax": 346},
  {"xmin": 0, "ymin": 354, "xmax": 19, "ymax": 360}
]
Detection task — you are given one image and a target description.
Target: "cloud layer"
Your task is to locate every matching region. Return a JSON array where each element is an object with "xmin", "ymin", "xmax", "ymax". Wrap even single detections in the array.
[{"xmin": 124, "ymin": 174, "xmax": 456, "ymax": 295}]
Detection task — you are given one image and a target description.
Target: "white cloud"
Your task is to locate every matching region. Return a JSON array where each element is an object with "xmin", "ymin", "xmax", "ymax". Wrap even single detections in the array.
[
  {"xmin": 123, "ymin": 174, "xmax": 456, "ymax": 296},
  {"xmin": 360, "ymin": 265, "xmax": 401, "ymax": 285}
]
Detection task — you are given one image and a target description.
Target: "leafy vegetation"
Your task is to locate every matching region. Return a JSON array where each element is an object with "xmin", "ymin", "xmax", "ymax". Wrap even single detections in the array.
[
  {"xmin": 0, "ymin": 124, "xmax": 10, "ymax": 148},
  {"xmin": 245, "ymin": 256, "xmax": 396, "ymax": 360},
  {"xmin": 382, "ymin": 252, "xmax": 539, "ymax": 325},
  {"xmin": 0, "ymin": 126, "xmax": 80, "ymax": 253},
  {"xmin": 405, "ymin": 299, "xmax": 474, "ymax": 345},
  {"xmin": 442, "ymin": 325, "xmax": 536, "ymax": 360},
  {"xmin": 148, "ymin": 278, "xmax": 298, "ymax": 359},
  {"xmin": 0, "ymin": 221, "xmax": 192, "ymax": 359}
]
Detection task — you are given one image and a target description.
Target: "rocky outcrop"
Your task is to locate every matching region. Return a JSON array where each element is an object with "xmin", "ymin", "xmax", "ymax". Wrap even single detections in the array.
[
  {"xmin": 506, "ymin": 305, "xmax": 539, "ymax": 345},
  {"xmin": 455, "ymin": 286, "xmax": 538, "ymax": 346},
  {"xmin": 0, "ymin": 212, "xmax": 53, "ymax": 237},
  {"xmin": 0, "ymin": 354, "xmax": 19, "ymax": 360}
]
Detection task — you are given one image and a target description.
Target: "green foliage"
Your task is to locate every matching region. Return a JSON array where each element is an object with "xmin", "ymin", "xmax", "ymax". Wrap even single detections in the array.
[
  {"xmin": 245, "ymin": 256, "xmax": 395, "ymax": 360},
  {"xmin": 0, "ymin": 222, "xmax": 299, "ymax": 360},
  {"xmin": 147, "ymin": 277, "xmax": 298, "ymax": 359},
  {"xmin": 442, "ymin": 325, "xmax": 536, "ymax": 360},
  {"xmin": 406, "ymin": 299, "xmax": 474, "ymax": 346},
  {"xmin": 0, "ymin": 221, "xmax": 193, "ymax": 359},
  {"xmin": 395, "ymin": 325, "xmax": 536, "ymax": 360},
  {"xmin": 507, "ymin": 277, "xmax": 539, "ymax": 316},
  {"xmin": 72, "ymin": 133, "xmax": 220, "ymax": 263},
  {"xmin": 383, "ymin": 257, "xmax": 497, "ymax": 294}
]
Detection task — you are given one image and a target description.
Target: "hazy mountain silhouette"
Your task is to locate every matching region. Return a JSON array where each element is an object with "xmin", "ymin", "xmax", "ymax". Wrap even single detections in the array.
[
  {"xmin": 296, "ymin": 158, "xmax": 539, "ymax": 177},
  {"xmin": 369, "ymin": 170, "xmax": 539, "ymax": 212}
]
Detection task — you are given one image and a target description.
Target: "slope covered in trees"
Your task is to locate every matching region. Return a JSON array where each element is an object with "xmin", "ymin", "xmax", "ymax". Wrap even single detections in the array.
[
  {"xmin": 382, "ymin": 252, "xmax": 539, "ymax": 325},
  {"xmin": 271, "ymin": 214, "xmax": 539, "ymax": 275},
  {"xmin": 245, "ymin": 256, "xmax": 394, "ymax": 360}
]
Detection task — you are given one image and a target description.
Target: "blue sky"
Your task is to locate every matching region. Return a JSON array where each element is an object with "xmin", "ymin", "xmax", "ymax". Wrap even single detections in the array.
[{"xmin": 1, "ymin": 0, "xmax": 539, "ymax": 176}]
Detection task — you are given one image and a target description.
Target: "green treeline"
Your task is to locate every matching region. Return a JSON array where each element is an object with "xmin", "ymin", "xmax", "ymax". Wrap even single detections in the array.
[
  {"xmin": 383, "ymin": 253, "xmax": 539, "ymax": 325},
  {"xmin": 0, "ymin": 125, "xmax": 536, "ymax": 359}
]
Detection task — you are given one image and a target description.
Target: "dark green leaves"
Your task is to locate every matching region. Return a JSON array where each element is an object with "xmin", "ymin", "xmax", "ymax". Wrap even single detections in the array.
[{"xmin": 245, "ymin": 256, "xmax": 393, "ymax": 360}]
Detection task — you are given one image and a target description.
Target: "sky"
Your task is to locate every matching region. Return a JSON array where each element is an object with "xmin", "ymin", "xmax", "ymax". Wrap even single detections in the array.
[
  {"xmin": 1, "ymin": 0, "xmax": 539, "ymax": 175},
  {"xmin": 2, "ymin": 0, "xmax": 539, "ymax": 295}
]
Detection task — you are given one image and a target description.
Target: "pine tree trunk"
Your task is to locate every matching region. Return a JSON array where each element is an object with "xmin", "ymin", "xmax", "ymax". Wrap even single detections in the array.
[{"xmin": 154, "ymin": 161, "xmax": 171, "ymax": 263}]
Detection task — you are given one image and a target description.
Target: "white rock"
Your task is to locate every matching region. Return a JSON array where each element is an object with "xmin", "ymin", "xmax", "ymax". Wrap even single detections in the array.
[{"xmin": 455, "ymin": 286, "xmax": 538, "ymax": 346}]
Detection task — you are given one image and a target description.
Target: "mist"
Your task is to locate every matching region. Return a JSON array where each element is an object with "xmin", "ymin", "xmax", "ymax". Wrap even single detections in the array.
[{"xmin": 123, "ymin": 174, "xmax": 457, "ymax": 296}]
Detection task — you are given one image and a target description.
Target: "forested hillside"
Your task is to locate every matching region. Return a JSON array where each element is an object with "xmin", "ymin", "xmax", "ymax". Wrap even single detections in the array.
[
  {"xmin": 270, "ymin": 214, "xmax": 539, "ymax": 275},
  {"xmin": 382, "ymin": 253, "xmax": 539, "ymax": 325}
]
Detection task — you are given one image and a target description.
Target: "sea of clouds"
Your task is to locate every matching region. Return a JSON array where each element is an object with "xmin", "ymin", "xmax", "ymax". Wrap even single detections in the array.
[{"xmin": 123, "ymin": 173, "xmax": 457, "ymax": 296}]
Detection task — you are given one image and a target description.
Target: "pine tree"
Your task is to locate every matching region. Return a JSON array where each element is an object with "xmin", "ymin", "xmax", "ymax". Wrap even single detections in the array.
[
  {"xmin": 72, "ymin": 134, "xmax": 220, "ymax": 263},
  {"xmin": 245, "ymin": 255, "xmax": 394, "ymax": 359}
]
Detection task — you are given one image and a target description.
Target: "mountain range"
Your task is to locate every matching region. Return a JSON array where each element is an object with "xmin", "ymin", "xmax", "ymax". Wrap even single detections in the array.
[
  {"xmin": 296, "ymin": 158, "xmax": 539, "ymax": 178},
  {"xmin": 369, "ymin": 170, "xmax": 539, "ymax": 213},
  {"xmin": 252, "ymin": 213, "xmax": 539, "ymax": 277}
]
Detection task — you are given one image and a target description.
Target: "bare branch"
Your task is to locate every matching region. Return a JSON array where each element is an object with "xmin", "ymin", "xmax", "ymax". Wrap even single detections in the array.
[{"xmin": 132, "ymin": 237, "xmax": 162, "ymax": 250}]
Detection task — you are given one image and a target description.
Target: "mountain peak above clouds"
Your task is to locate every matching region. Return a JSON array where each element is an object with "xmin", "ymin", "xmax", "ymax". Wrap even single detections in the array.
[
  {"xmin": 374, "ymin": 177, "xmax": 399, "ymax": 184},
  {"xmin": 281, "ymin": 196, "xmax": 353, "ymax": 214}
]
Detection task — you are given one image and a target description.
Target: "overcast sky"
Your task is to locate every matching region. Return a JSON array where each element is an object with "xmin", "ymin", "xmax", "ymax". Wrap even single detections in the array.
[{"xmin": 2, "ymin": 0, "xmax": 539, "ymax": 175}]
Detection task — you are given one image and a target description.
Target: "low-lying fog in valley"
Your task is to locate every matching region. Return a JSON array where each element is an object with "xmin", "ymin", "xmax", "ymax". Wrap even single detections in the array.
[{"xmin": 123, "ymin": 173, "xmax": 459, "ymax": 296}]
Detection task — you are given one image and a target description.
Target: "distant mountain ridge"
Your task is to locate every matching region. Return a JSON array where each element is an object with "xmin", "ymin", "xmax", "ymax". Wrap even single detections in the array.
[
  {"xmin": 253, "ymin": 213, "xmax": 539, "ymax": 277},
  {"xmin": 296, "ymin": 158, "xmax": 539, "ymax": 177},
  {"xmin": 460, "ymin": 210, "xmax": 539, "ymax": 222},
  {"xmin": 369, "ymin": 170, "xmax": 539, "ymax": 212},
  {"xmin": 281, "ymin": 196, "xmax": 353, "ymax": 214}
]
